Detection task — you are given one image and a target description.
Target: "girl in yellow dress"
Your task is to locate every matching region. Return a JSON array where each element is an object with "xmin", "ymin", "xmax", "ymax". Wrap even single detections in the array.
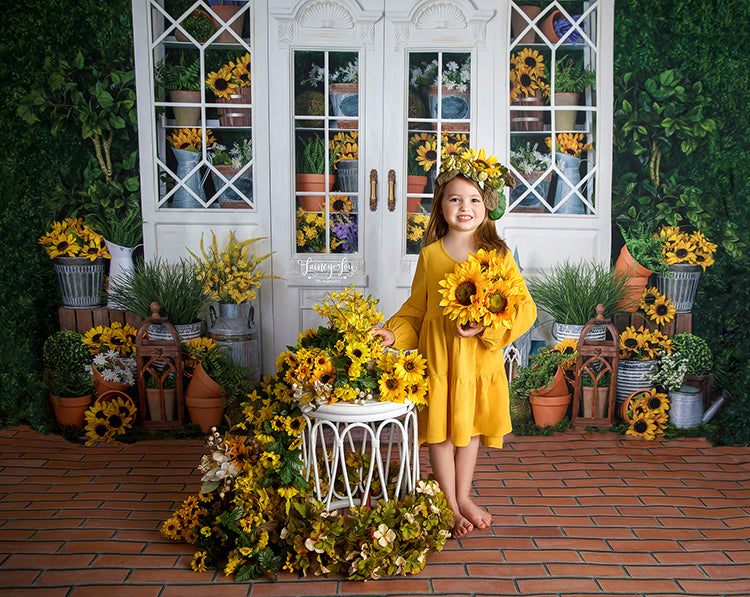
[{"xmin": 370, "ymin": 149, "xmax": 537, "ymax": 537}]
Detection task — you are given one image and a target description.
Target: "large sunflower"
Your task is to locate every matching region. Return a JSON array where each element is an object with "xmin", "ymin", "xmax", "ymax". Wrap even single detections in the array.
[
  {"xmin": 232, "ymin": 53, "xmax": 252, "ymax": 87},
  {"xmin": 626, "ymin": 412, "xmax": 658, "ymax": 440},
  {"xmin": 378, "ymin": 371, "xmax": 407, "ymax": 403},
  {"xmin": 646, "ymin": 296, "xmax": 675, "ymax": 325},
  {"xmin": 513, "ymin": 48, "xmax": 546, "ymax": 79},
  {"xmin": 438, "ymin": 260, "xmax": 485, "ymax": 326},
  {"xmin": 663, "ymin": 238, "xmax": 697, "ymax": 265},
  {"xmin": 474, "ymin": 278, "xmax": 521, "ymax": 330},
  {"xmin": 619, "ymin": 327, "xmax": 643, "ymax": 359},
  {"xmin": 206, "ymin": 65, "xmax": 238, "ymax": 99},
  {"xmin": 393, "ymin": 351, "xmax": 427, "ymax": 385},
  {"xmin": 639, "ymin": 286, "xmax": 661, "ymax": 310},
  {"xmin": 416, "ymin": 139, "xmax": 439, "ymax": 172}
]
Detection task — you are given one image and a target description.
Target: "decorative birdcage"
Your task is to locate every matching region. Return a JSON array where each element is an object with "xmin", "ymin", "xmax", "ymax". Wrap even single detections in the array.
[
  {"xmin": 135, "ymin": 302, "xmax": 186, "ymax": 429},
  {"xmin": 572, "ymin": 304, "xmax": 620, "ymax": 427}
]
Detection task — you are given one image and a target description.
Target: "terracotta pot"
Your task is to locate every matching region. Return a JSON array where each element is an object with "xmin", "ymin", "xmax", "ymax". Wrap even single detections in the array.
[
  {"xmin": 533, "ymin": 366, "xmax": 569, "ymax": 398},
  {"xmin": 407, "ymin": 175, "xmax": 428, "ymax": 196},
  {"xmin": 529, "ymin": 392, "xmax": 571, "ymax": 427},
  {"xmin": 615, "ymin": 244, "xmax": 653, "ymax": 278},
  {"xmin": 615, "ymin": 245, "xmax": 654, "ymax": 311},
  {"xmin": 582, "ymin": 386, "xmax": 609, "ymax": 418},
  {"xmin": 295, "ymin": 174, "xmax": 335, "ymax": 211},
  {"xmin": 541, "ymin": 9, "xmax": 562, "ymax": 43},
  {"xmin": 511, "ymin": 5, "xmax": 542, "ymax": 43},
  {"xmin": 49, "ymin": 394, "xmax": 92, "ymax": 429},
  {"xmin": 146, "ymin": 388, "xmax": 177, "ymax": 422},
  {"xmin": 169, "ymin": 90, "xmax": 201, "ymax": 127},
  {"xmin": 92, "ymin": 367, "xmax": 131, "ymax": 398},
  {"xmin": 554, "ymin": 92, "xmax": 580, "ymax": 131},
  {"xmin": 208, "ymin": 4, "xmax": 244, "ymax": 43},
  {"xmin": 185, "ymin": 363, "xmax": 223, "ymax": 401},
  {"xmin": 186, "ymin": 395, "xmax": 225, "ymax": 433}
]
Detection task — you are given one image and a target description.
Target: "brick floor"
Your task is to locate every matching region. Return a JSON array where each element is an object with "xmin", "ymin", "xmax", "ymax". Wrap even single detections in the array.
[{"xmin": 1, "ymin": 425, "xmax": 749, "ymax": 596}]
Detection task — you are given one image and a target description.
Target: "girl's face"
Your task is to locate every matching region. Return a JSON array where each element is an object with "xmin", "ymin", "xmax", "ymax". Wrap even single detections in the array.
[{"xmin": 440, "ymin": 176, "xmax": 487, "ymax": 234}]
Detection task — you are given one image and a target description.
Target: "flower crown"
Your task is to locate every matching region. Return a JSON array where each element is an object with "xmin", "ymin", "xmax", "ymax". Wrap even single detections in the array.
[{"xmin": 436, "ymin": 148, "xmax": 515, "ymax": 220}]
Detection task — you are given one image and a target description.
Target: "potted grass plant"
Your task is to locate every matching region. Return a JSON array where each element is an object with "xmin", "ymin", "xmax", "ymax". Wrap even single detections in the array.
[
  {"xmin": 295, "ymin": 133, "xmax": 334, "ymax": 212},
  {"xmin": 529, "ymin": 260, "xmax": 629, "ymax": 343},
  {"xmin": 106, "ymin": 257, "xmax": 212, "ymax": 342}
]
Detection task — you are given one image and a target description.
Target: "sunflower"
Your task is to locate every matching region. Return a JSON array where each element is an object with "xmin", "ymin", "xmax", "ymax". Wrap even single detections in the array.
[
  {"xmin": 48, "ymin": 233, "xmax": 79, "ymax": 258},
  {"xmin": 393, "ymin": 351, "xmax": 427, "ymax": 385},
  {"xmin": 663, "ymin": 238, "xmax": 697, "ymax": 265},
  {"xmin": 646, "ymin": 296, "xmax": 675, "ymax": 325},
  {"xmin": 553, "ymin": 338, "xmax": 578, "ymax": 357},
  {"xmin": 330, "ymin": 195, "xmax": 353, "ymax": 212},
  {"xmin": 619, "ymin": 326, "xmax": 643, "ymax": 359},
  {"xmin": 513, "ymin": 48, "xmax": 546, "ymax": 79},
  {"xmin": 231, "ymin": 53, "xmax": 251, "ymax": 87},
  {"xmin": 438, "ymin": 259, "xmax": 485, "ymax": 326},
  {"xmin": 83, "ymin": 325, "xmax": 107, "ymax": 353},
  {"xmin": 167, "ymin": 128, "xmax": 214, "ymax": 152},
  {"xmin": 191, "ymin": 550, "xmax": 208, "ymax": 573},
  {"xmin": 206, "ymin": 65, "xmax": 238, "ymax": 99},
  {"xmin": 416, "ymin": 139, "xmax": 439, "ymax": 172},
  {"xmin": 626, "ymin": 412, "xmax": 659, "ymax": 440},
  {"xmin": 474, "ymin": 278, "xmax": 521, "ymax": 330},
  {"xmin": 405, "ymin": 378, "xmax": 429, "ymax": 407},
  {"xmin": 378, "ymin": 371, "xmax": 407, "ymax": 403},
  {"xmin": 640, "ymin": 388, "xmax": 670, "ymax": 418},
  {"xmin": 639, "ymin": 286, "xmax": 661, "ymax": 311},
  {"xmin": 514, "ymin": 69, "xmax": 539, "ymax": 98}
]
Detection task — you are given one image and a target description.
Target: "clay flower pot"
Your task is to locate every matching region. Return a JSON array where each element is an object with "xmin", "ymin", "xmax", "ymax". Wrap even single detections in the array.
[
  {"xmin": 529, "ymin": 392, "xmax": 571, "ymax": 427},
  {"xmin": 185, "ymin": 363, "xmax": 223, "ymax": 401},
  {"xmin": 49, "ymin": 394, "xmax": 92, "ymax": 429}
]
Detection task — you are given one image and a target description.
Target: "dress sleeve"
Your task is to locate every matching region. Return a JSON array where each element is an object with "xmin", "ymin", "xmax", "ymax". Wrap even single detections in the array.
[
  {"xmin": 479, "ymin": 249, "xmax": 537, "ymax": 352},
  {"xmin": 383, "ymin": 251, "xmax": 428, "ymax": 351}
]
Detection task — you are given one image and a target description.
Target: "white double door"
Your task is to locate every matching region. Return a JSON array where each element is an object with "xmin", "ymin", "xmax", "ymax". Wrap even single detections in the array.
[{"xmin": 266, "ymin": 0, "xmax": 501, "ymax": 360}]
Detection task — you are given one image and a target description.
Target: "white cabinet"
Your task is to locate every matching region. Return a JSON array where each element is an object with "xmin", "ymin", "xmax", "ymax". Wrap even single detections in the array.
[{"xmin": 131, "ymin": 0, "xmax": 613, "ymax": 372}]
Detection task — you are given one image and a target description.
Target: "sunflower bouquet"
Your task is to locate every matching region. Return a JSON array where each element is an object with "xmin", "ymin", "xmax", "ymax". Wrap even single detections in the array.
[
  {"xmin": 276, "ymin": 286, "xmax": 428, "ymax": 409},
  {"xmin": 82, "ymin": 322, "xmax": 137, "ymax": 358},
  {"xmin": 619, "ymin": 325, "xmax": 673, "ymax": 361},
  {"xmin": 438, "ymin": 248, "xmax": 528, "ymax": 330},
  {"xmin": 623, "ymin": 388, "xmax": 670, "ymax": 440},
  {"xmin": 167, "ymin": 128, "xmax": 215, "ymax": 152},
  {"xmin": 205, "ymin": 53, "xmax": 251, "ymax": 99},
  {"xmin": 330, "ymin": 130, "xmax": 358, "ymax": 166},
  {"xmin": 509, "ymin": 47, "xmax": 550, "ymax": 103},
  {"xmin": 189, "ymin": 230, "xmax": 274, "ymax": 304},
  {"xmin": 38, "ymin": 217, "xmax": 110, "ymax": 261},
  {"xmin": 83, "ymin": 396, "xmax": 138, "ymax": 446},
  {"xmin": 406, "ymin": 212, "xmax": 430, "ymax": 253},
  {"xmin": 658, "ymin": 225, "xmax": 717, "ymax": 270},
  {"xmin": 546, "ymin": 132, "xmax": 593, "ymax": 158}
]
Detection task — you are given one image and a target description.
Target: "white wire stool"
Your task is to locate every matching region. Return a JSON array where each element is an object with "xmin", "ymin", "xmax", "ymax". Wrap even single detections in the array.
[{"xmin": 301, "ymin": 400, "xmax": 419, "ymax": 511}]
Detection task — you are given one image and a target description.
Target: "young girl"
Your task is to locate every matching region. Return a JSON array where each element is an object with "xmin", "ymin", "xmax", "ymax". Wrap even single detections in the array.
[{"xmin": 371, "ymin": 149, "xmax": 537, "ymax": 538}]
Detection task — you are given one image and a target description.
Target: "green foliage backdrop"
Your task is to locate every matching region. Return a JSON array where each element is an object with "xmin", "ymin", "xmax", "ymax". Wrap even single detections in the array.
[{"xmin": 0, "ymin": 1, "xmax": 747, "ymax": 440}]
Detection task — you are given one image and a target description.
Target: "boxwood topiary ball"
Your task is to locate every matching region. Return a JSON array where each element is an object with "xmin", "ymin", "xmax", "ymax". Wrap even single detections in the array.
[
  {"xmin": 671, "ymin": 333, "xmax": 713, "ymax": 376},
  {"xmin": 42, "ymin": 330, "xmax": 90, "ymax": 375}
]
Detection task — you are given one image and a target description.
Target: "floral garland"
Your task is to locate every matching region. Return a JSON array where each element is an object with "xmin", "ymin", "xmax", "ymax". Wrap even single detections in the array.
[
  {"xmin": 438, "ymin": 248, "xmax": 528, "ymax": 330},
  {"xmin": 38, "ymin": 218, "xmax": 110, "ymax": 261}
]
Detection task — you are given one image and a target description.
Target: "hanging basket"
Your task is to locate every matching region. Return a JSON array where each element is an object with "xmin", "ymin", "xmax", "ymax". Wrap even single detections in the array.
[
  {"xmin": 656, "ymin": 264, "xmax": 702, "ymax": 313},
  {"xmin": 53, "ymin": 256, "xmax": 107, "ymax": 309}
]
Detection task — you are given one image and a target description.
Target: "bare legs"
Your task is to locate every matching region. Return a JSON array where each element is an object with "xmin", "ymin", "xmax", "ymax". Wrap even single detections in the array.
[{"xmin": 429, "ymin": 436, "xmax": 492, "ymax": 538}]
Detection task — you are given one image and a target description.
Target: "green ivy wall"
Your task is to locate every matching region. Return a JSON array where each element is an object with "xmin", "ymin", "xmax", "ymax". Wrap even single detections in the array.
[{"xmin": 1, "ymin": 0, "xmax": 748, "ymax": 440}]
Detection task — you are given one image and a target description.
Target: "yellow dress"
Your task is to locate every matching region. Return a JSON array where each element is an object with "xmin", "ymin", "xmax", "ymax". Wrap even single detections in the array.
[{"xmin": 385, "ymin": 239, "xmax": 537, "ymax": 448}]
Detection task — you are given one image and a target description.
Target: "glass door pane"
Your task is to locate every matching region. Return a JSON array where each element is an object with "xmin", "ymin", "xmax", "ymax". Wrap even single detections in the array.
[
  {"xmin": 405, "ymin": 51, "xmax": 472, "ymax": 254},
  {"xmin": 293, "ymin": 49, "xmax": 359, "ymax": 254}
]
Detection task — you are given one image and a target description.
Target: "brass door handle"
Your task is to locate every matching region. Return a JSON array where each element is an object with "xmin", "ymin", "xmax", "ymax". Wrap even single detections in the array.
[
  {"xmin": 387, "ymin": 169, "xmax": 395, "ymax": 212},
  {"xmin": 369, "ymin": 169, "xmax": 377, "ymax": 211}
]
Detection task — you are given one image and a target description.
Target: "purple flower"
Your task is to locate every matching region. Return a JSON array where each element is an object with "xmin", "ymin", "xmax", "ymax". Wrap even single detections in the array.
[
  {"xmin": 554, "ymin": 14, "xmax": 583, "ymax": 44},
  {"xmin": 331, "ymin": 213, "xmax": 358, "ymax": 253}
]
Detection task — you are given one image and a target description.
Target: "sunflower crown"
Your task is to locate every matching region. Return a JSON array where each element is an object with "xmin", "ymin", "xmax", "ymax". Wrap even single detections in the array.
[
  {"xmin": 38, "ymin": 217, "xmax": 110, "ymax": 261},
  {"xmin": 275, "ymin": 285, "xmax": 429, "ymax": 408},
  {"xmin": 658, "ymin": 225, "xmax": 717, "ymax": 270},
  {"xmin": 438, "ymin": 248, "xmax": 528, "ymax": 330},
  {"xmin": 440, "ymin": 148, "xmax": 515, "ymax": 193}
]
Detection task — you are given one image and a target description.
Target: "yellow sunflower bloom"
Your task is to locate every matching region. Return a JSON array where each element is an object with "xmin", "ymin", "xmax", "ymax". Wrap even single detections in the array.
[
  {"xmin": 393, "ymin": 351, "xmax": 427, "ymax": 385},
  {"xmin": 646, "ymin": 296, "xmax": 676, "ymax": 325},
  {"xmin": 663, "ymin": 238, "xmax": 697, "ymax": 265},
  {"xmin": 206, "ymin": 65, "xmax": 238, "ymax": 99},
  {"xmin": 438, "ymin": 259, "xmax": 485, "ymax": 326},
  {"xmin": 619, "ymin": 326, "xmax": 643, "ymax": 359},
  {"xmin": 513, "ymin": 48, "xmax": 546, "ymax": 79},
  {"xmin": 416, "ymin": 140, "xmax": 439, "ymax": 172},
  {"xmin": 626, "ymin": 412, "xmax": 659, "ymax": 440},
  {"xmin": 639, "ymin": 286, "xmax": 661, "ymax": 310},
  {"xmin": 378, "ymin": 371, "xmax": 406, "ymax": 403}
]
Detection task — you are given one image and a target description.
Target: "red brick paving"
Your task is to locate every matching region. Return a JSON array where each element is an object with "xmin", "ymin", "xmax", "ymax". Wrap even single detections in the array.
[{"xmin": 1, "ymin": 426, "xmax": 749, "ymax": 596}]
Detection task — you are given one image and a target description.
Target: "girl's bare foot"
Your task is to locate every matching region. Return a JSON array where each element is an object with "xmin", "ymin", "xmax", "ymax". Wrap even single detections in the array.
[
  {"xmin": 451, "ymin": 513, "xmax": 474, "ymax": 538},
  {"xmin": 459, "ymin": 498, "xmax": 492, "ymax": 529}
]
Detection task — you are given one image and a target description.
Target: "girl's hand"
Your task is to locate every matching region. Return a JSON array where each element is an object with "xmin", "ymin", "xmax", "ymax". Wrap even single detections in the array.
[
  {"xmin": 455, "ymin": 321, "xmax": 483, "ymax": 338},
  {"xmin": 369, "ymin": 326, "xmax": 395, "ymax": 347}
]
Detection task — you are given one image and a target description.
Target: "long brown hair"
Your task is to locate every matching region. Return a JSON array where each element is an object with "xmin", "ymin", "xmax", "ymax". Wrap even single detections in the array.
[{"xmin": 421, "ymin": 174, "xmax": 508, "ymax": 254}]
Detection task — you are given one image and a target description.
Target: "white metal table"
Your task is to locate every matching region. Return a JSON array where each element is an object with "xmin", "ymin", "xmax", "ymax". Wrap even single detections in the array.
[{"xmin": 302, "ymin": 399, "xmax": 419, "ymax": 511}]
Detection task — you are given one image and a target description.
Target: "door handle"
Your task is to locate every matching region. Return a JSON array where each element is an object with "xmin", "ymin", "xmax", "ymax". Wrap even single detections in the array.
[
  {"xmin": 387, "ymin": 169, "xmax": 396, "ymax": 212},
  {"xmin": 369, "ymin": 169, "xmax": 377, "ymax": 211}
]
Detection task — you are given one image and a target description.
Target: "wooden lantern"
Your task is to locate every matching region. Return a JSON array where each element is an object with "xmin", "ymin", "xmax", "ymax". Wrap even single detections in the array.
[
  {"xmin": 572, "ymin": 304, "xmax": 620, "ymax": 428},
  {"xmin": 135, "ymin": 302, "xmax": 185, "ymax": 429}
]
